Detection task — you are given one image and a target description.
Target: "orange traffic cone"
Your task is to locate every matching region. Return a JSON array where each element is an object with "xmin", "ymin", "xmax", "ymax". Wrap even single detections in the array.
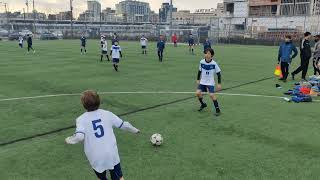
[{"xmin": 274, "ymin": 64, "xmax": 283, "ymax": 78}]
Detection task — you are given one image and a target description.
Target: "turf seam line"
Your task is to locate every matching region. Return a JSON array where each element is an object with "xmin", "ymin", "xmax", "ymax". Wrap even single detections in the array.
[{"xmin": 0, "ymin": 76, "xmax": 273, "ymax": 147}]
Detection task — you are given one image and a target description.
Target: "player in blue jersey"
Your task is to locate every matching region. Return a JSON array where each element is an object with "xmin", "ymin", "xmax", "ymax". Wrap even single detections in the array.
[
  {"xmin": 196, "ymin": 48, "xmax": 222, "ymax": 116},
  {"xmin": 188, "ymin": 34, "xmax": 195, "ymax": 55},
  {"xmin": 157, "ymin": 35, "xmax": 166, "ymax": 62}
]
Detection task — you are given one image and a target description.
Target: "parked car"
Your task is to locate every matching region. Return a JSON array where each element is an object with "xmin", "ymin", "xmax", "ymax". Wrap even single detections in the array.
[
  {"xmin": 40, "ymin": 32, "xmax": 58, "ymax": 40},
  {"xmin": 0, "ymin": 28, "xmax": 9, "ymax": 37},
  {"xmin": 52, "ymin": 32, "xmax": 63, "ymax": 39},
  {"xmin": 20, "ymin": 29, "xmax": 33, "ymax": 37},
  {"xmin": 8, "ymin": 32, "xmax": 21, "ymax": 41}
]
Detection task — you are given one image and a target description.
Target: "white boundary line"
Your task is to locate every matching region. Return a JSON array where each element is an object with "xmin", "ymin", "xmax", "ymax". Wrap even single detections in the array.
[{"xmin": 0, "ymin": 91, "xmax": 319, "ymax": 102}]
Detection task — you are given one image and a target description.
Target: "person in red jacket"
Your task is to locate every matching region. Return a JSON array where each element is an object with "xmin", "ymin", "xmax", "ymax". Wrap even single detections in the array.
[{"xmin": 172, "ymin": 33, "xmax": 178, "ymax": 47}]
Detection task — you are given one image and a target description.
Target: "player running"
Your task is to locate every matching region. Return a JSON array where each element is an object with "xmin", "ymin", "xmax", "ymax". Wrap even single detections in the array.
[
  {"xmin": 140, "ymin": 35, "xmax": 148, "ymax": 54},
  {"xmin": 65, "ymin": 90, "xmax": 140, "ymax": 180},
  {"xmin": 100, "ymin": 35, "xmax": 110, "ymax": 62},
  {"xmin": 110, "ymin": 41, "xmax": 122, "ymax": 72},
  {"xmin": 18, "ymin": 34, "xmax": 24, "ymax": 48},
  {"xmin": 26, "ymin": 34, "xmax": 35, "ymax": 54},
  {"xmin": 157, "ymin": 35, "xmax": 165, "ymax": 62},
  {"xmin": 196, "ymin": 48, "xmax": 222, "ymax": 116},
  {"xmin": 80, "ymin": 35, "xmax": 87, "ymax": 55},
  {"xmin": 188, "ymin": 34, "xmax": 195, "ymax": 55}
]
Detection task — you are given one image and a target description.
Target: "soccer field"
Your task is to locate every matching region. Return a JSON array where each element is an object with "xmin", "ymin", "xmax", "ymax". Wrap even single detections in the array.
[{"xmin": 0, "ymin": 40, "xmax": 319, "ymax": 180}]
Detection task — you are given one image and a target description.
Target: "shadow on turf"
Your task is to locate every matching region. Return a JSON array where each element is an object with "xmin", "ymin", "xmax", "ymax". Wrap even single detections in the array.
[{"xmin": 0, "ymin": 76, "xmax": 274, "ymax": 147}]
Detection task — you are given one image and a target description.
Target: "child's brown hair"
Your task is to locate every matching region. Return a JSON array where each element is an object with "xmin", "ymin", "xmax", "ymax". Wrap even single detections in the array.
[{"xmin": 81, "ymin": 90, "xmax": 100, "ymax": 112}]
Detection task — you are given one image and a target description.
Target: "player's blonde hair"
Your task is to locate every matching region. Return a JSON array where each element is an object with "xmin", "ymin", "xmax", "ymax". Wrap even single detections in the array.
[{"xmin": 81, "ymin": 90, "xmax": 100, "ymax": 112}]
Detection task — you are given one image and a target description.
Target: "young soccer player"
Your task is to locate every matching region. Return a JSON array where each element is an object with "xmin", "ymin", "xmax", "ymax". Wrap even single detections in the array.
[
  {"xmin": 203, "ymin": 38, "xmax": 212, "ymax": 53},
  {"xmin": 188, "ymin": 34, "xmax": 195, "ymax": 55},
  {"xmin": 140, "ymin": 35, "xmax": 148, "ymax": 54},
  {"xmin": 277, "ymin": 35, "xmax": 298, "ymax": 82},
  {"xmin": 18, "ymin": 35, "xmax": 24, "ymax": 48},
  {"xmin": 65, "ymin": 90, "xmax": 140, "ymax": 180},
  {"xmin": 172, "ymin": 33, "xmax": 178, "ymax": 47},
  {"xmin": 196, "ymin": 48, "xmax": 222, "ymax": 116},
  {"xmin": 157, "ymin": 35, "xmax": 165, "ymax": 62},
  {"xmin": 80, "ymin": 35, "xmax": 87, "ymax": 55},
  {"xmin": 100, "ymin": 35, "xmax": 110, "ymax": 62},
  {"xmin": 110, "ymin": 41, "xmax": 122, "ymax": 72},
  {"xmin": 112, "ymin": 33, "xmax": 119, "ymax": 45},
  {"xmin": 26, "ymin": 34, "xmax": 35, "ymax": 54}
]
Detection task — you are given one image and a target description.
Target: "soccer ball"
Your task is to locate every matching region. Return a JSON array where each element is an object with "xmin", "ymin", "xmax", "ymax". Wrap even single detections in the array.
[{"xmin": 150, "ymin": 133, "xmax": 163, "ymax": 146}]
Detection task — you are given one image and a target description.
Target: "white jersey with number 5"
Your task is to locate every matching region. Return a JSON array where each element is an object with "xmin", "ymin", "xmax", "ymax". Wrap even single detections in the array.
[
  {"xmin": 75, "ymin": 109, "xmax": 124, "ymax": 172},
  {"xmin": 199, "ymin": 59, "xmax": 221, "ymax": 86}
]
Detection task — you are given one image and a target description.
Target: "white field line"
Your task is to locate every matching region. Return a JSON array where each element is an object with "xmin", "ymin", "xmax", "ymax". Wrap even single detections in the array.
[{"xmin": 0, "ymin": 91, "xmax": 319, "ymax": 102}]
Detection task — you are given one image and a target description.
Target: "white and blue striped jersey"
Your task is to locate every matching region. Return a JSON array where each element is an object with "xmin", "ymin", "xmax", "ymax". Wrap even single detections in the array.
[
  {"xmin": 111, "ymin": 45, "xmax": 121, "ymax": 59},
  {"xmin": 199, "ymin": 59, "xmax": 221, "ymax": 86}
]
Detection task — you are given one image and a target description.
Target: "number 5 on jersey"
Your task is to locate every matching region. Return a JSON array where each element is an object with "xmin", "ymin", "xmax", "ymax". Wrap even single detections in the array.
[{"xmin": 92, "ymin": 119, "xmax": 104, "ymax": 138}]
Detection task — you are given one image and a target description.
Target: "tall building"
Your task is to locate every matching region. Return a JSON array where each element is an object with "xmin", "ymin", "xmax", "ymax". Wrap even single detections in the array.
[
  {"xmin": 159, "ymin": 3, "xmax": 177, "ymax": 23},
  {"xmin": 87, "ymin": 0, "xmax": 101, "ymax": 21},
  {"xmin": 312, "ymin": 0, "xmax": 320, "ymax": 15},
  {"xmin": 249, "ymin": 0, "xmax": 280, "ymax": 17},
  {"xmin": 115, "ymin": 0, "xmax": 151, "ymax": 23}
]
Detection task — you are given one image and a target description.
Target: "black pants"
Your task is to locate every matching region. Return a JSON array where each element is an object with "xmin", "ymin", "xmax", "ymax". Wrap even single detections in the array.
[
  {"xmin": 281, "ymin": 62, "xmax": 290, "ymax": 80},
  {"xmin": 93, "ymin": 163, "xmax": 123, "ymax": 180},
  {"xmin": 292, "ymin": 55, "xmax": 311, "ymax": 79},
  {"xmin": 158, "ymin": 50, "xmax": 164, "ymax": 61},
  {"xmin": 27, "ymin": 45, "xmax": 34, "ymax": 52},
  {"xmin": 313, "ymin": 57, "xmax": 320, "ymax": 75}
]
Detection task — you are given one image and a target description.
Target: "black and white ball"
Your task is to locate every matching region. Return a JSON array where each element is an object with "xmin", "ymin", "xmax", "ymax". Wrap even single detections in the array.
[{"xmin": 150, "ymin": 133, "xmax": 163, "ymax": 146}]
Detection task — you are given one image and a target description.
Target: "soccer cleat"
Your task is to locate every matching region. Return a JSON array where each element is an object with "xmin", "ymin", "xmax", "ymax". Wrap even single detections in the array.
[
  {"xmin": 198, "ymin": 103, "xmax": 207, "ymax": 112},
  {"xmin": 215, "ymin": 109, "xmax": 221, "ymax": 116}
]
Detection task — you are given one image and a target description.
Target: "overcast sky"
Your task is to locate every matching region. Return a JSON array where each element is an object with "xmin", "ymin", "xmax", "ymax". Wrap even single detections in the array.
[{"xmin": 2, "ymin": 0, "xmax": 222, "ymax": 15}]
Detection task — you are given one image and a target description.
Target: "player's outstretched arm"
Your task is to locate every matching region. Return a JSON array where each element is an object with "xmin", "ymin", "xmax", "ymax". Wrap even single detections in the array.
[
  {"xmin": 119, "ymin": 121, "xmax": 140, "ymax": 134},
  {"xmin": 65, "ymin": 133, "xmax": 84, "ymax": 144},
  {"xmin": 111, "ymin": 113, "xmax": 140, "ymax": 134}
]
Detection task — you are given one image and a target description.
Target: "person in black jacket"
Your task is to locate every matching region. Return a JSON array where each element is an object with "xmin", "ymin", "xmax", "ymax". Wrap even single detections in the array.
[
  {"xmin": 27, "ymin": 34, "xmax": 35, "ymax": 53},
  {"xmin": 157, "ymin": 35, "xmax": 165, "ymax": 62},
  {"xmin": 292, "ymin": 32, "xmax": 312, "ymax": 81}
]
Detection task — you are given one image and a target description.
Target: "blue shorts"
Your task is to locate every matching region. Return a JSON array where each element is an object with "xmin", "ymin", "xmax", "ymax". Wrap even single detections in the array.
[
  {"xmin": 93, "ymin": 163, "xmax": 123, "ymax": 180},
  {"xmin": 198, "ymin": 84, "xmax": 215, "ymax": 93},
  {"xmin": 142, "ymin": 46, "xmax": 146, "ymax": 49},
  {"xmin": 113, "ymin": 58, "xmax": 120, "ymax": 63}
]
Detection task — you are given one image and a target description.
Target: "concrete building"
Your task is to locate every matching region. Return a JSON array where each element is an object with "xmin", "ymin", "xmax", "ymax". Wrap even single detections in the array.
[
  {"xmin": 115, "ymin": 0, "xmax": 151, "ymax": 23},
  {"xmin": 101, "ymin": 8, "xmax": 123, "ymax": 22},
  {"xmin": 87, "ymin": 0, "xmax": 101, "ymax": 22},
  {"xmin": 159, "ymin": 2, "xmax": 177, "ymax": 23},
  {"xmin": 150, "ymin": 11, "xmax": 159, "ymax": 24}
]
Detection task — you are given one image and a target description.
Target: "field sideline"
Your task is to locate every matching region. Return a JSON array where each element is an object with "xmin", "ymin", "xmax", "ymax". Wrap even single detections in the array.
[{"xmin": 0, "ymin": 40, "xmax": 319, "ymax": 180}]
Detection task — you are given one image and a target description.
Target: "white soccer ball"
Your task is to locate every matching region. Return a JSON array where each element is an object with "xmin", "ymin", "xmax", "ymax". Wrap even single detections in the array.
[{"xmin": 150, "ymin": 133, "xmax": 163, "ymax": 146}]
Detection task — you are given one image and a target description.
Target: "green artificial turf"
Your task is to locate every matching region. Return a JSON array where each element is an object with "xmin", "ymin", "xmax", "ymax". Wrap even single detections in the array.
[{"xmin": 0, "ymin": 40, "xmax": 319, "ymax": 180}]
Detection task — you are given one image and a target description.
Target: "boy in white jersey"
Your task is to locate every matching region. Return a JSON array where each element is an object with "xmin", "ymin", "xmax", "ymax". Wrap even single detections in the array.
[
  {"xmin": 140, "ymin": 35, "xmax": 148, "ymax": 54},
  {"xmin": 196, "ymin": 48, "xmax": 222, "ymax": 116},
  {"xmin": 110, "ymin": 41, "xmax": 122, "ymax": 72},
  {"xmin": 100, "ymin": 35, "xmax": 110, "ymax": 62},
  {"xmin": 18, "ymin": 35, "xmax": 24, "ymax": 48},
  {"xmin": 65, "ymin": 90, "xmax": 140, "ymax": 180}
]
